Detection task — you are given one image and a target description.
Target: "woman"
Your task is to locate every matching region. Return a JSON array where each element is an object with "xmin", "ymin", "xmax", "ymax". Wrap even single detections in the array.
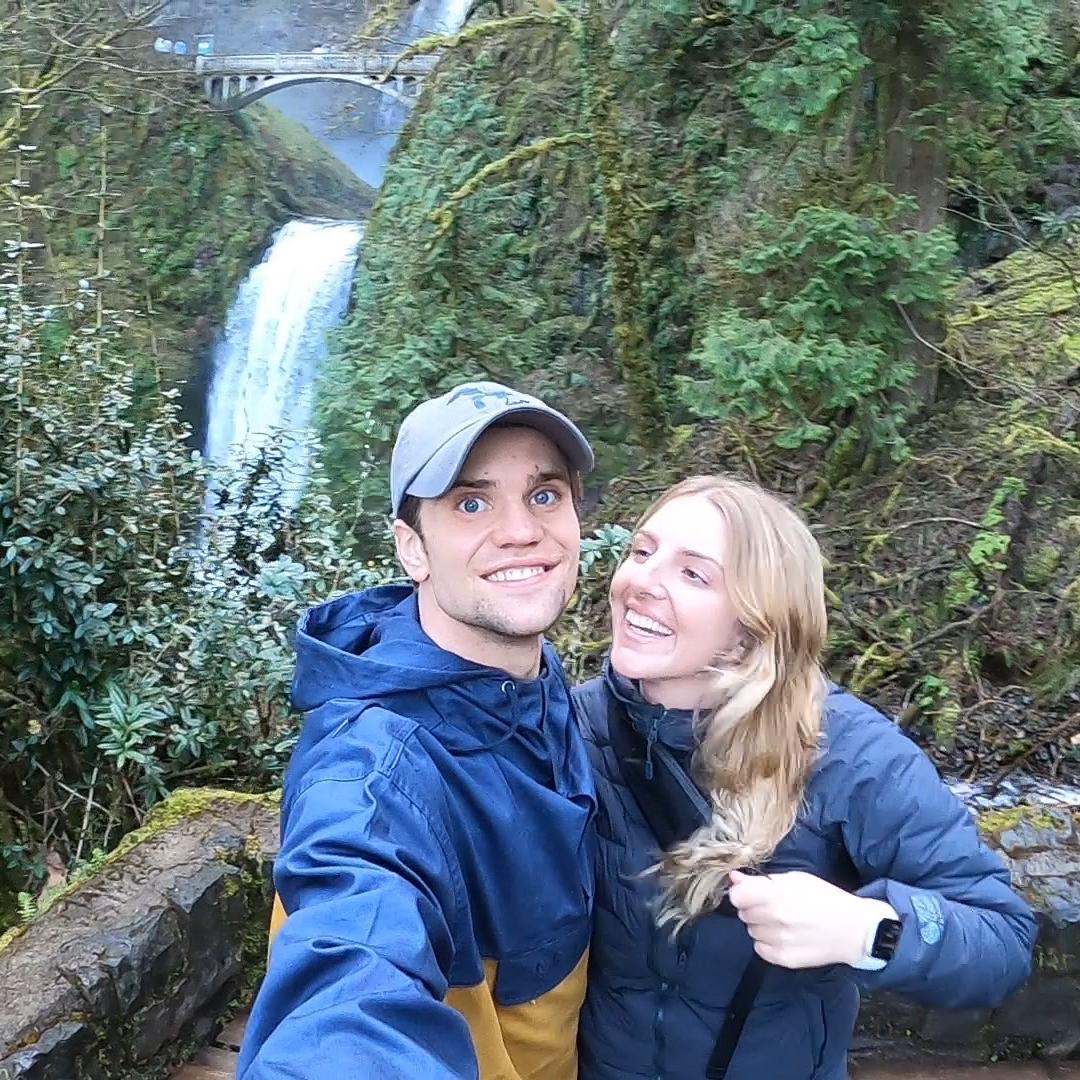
[{"xmin": 573, "ymin": 475, "xmax": 1036, "ymax": 1080}]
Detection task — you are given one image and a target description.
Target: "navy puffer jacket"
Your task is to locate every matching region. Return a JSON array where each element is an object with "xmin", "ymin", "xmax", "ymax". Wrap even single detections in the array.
[{"xmin": 574, "ymin": 665, "xmax": 1037, "ymax": 1080}]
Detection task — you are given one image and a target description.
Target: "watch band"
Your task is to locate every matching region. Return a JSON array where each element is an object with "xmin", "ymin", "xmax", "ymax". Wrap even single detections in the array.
[{"xmin": 848, "ymin": 902, "xmax": 902, "ymax": 972}]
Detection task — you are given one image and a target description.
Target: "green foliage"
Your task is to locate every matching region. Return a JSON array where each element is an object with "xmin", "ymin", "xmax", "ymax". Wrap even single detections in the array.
[
  {"xmin": 324, "ymin": 0, "xmax": 1072, "ymax": 514},
  {"xmin": 0, "ymin": 260, "xmax": 381, "ymax": 917},
  {"xmin": 928, "ymin": 0, "xmax": 1056, "ymax": 103},
  {"xmin": 55, "ymin": 144, "xmax": 80, "ymax": 178},
  {"xmin": 579, "ymin": 523, "xmax": 631, "ymax": 575},
  {"xmin": 677, "ymin": 203, "xmax": 957, "ymax": 450},
  {"xmin": 1023, "ymin": 544, "xmax": 1061, "ymax": 588},
  {"xmin": 943, "ymin": 477, "xmax": 1027, "ymax": 612},
  {"xmin": 911, "ymin": 672, "xmax": 961, "ymax": 749},
  {"xmin": 130, "ymin": 120, "xmax": 273, "ymax": 319},
  {"xmin": 738, "ymin": 203, "xmax": 958, "ymax": 325},
  {"xmin": 737, "ymin": 13, "xmax": 866, "ymax": 135},
  {"xmin": 16, "ymin": 892, "xmax": 36, "ymax": 925},
  {"xmin": 678, "ymin": 312, "xmax": 889, "ymax": 447}
]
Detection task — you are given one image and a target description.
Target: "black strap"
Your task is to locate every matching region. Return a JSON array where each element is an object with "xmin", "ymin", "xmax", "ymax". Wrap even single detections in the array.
[
  {"xmin": 606, "ymin": 695, "xmax": 765, "ymax": 1079},
  {"xmin": 705, "ymin": 953, "xmax": 766, "ymax": 1078}
]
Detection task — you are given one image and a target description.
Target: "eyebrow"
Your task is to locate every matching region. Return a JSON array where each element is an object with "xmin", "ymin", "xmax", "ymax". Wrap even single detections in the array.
[
  {"xmin": 531, "ymin": 468, "xmax": 572, "ymax": 486},
  {"xmin": 683, "ymin": 548, "xmax": 722, "ymax": 568},
  {"xmin": 451, "ymin": 468, "xmax": 571, "ymax": 491},
  {"xmin": 450, "ymin": 477, "xmax": 496, "ymax": 491},
  {"xmin": 636, "ymin": 529, "xmax": 721, "ymax": 568}
]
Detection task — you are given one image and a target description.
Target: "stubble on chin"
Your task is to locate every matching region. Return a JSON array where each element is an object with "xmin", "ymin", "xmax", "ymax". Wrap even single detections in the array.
[{"xmin": 469, "ymin": 585, "xmax": 571, "ymax": 642}]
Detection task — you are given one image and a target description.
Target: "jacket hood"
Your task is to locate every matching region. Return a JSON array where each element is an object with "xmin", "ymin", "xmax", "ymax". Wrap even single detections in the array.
[
  {"xmin": 293, "ymin": 584, "xmax": 497, "ymax": 710},
  {"xmin": 292, "ymin": 584, "xmax": 572, "ymax": 780}
]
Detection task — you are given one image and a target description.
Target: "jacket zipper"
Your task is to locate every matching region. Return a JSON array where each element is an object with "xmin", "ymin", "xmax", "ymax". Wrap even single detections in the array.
[{"xmin": 644, "ymin": 714, "xmax": 661, "ymax": 780}]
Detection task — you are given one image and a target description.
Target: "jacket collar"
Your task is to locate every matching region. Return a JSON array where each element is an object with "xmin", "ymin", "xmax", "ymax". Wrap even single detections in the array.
[{"xmin": 603, "ymin": 658, "xmax": 697, "ymax": 754}]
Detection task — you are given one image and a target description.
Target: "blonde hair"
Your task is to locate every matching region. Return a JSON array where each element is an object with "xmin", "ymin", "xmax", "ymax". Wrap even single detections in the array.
[{"xmin": 634, "ymin": 476, "xmax": 828, "ymax": 930}]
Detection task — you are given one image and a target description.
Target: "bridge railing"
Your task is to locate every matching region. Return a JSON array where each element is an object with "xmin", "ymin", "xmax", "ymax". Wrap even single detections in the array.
[{"xmin": 194, "ymin": 52, "xmax": 440, "ymax": 77}]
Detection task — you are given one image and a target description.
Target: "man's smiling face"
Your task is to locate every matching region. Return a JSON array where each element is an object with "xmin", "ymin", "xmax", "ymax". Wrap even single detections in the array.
[{"xmin": 393, "ymin": 424, "xmax": 581, "ymax": 656}]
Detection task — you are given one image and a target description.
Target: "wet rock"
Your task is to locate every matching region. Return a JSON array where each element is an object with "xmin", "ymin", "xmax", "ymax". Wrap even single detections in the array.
[
  {"xmin": 1041, "ymin": 183, "xmax": 1080, "ymax": 215},
  {"xmin": 0, "ymin": 791, "xmax": 278, "ymax": 1080},
  {"xmin": 854, "ymin": 802, "xmax": 1080, "ymax": 1064}
]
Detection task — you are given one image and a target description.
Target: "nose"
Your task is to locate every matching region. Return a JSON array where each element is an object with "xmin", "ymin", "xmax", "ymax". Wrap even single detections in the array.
[
  {"xmin": 624, "ymin": 557, "xmax": 665, "ymax": 599},
  {"xmin": 491, "ymin": 500, "xmax": 544, "ymax": 547}
]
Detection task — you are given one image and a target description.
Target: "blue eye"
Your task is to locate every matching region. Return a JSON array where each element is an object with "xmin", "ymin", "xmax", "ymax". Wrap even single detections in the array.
[
  {"xmin": 458, "ymin": 495, "xmax": 489, "ymax": 514},
  {"xmin": 532, "ymin": 488, "xmax": 559, "ymax": 507}
]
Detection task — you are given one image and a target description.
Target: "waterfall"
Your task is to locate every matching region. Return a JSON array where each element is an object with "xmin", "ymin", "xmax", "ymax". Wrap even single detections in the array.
[
  {"xmin": 404, "ymin": 0, "xmax": 473, "ymax": 36},
  {"xmin": 200, "ymin": 0, "xmax": 471, "ymax": 512},
  {"xmin": 202, "ymin": 218, "xmax": 363, "ymax": 509},
  {"xmin": 374, "ymin": 0, "xmax": 474, "ymax": 167}
]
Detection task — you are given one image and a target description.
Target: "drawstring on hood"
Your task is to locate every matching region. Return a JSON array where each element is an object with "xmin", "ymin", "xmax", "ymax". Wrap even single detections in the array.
[{"xmin": 457, "ymin": 680, "xmax": 526, "ymax": 754}]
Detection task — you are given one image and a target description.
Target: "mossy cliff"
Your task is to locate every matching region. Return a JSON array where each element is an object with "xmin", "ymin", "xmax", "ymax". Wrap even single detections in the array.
[
  {"xmin": 0, "ymin": 789, "xmax": 279, "ymax": 956},
  {"xmin": 0, "ymin": 789, "xmax": 280, "ymax": 1080},
  {"xmin": 25, "ymin": 71, "xmax": 374, "ymax": 389},
  {"xmin": 333, "ymin": 1, "xmax": 1079, "ymax": 783}
]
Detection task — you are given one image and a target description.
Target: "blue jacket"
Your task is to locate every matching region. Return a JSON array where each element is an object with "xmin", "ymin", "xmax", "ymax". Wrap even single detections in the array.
[
  {"xmin": 238, "ymin": 585, "xmax": 595, "ymax": 1079},
  {"xmin": 574, "ymin": 665, "xmax": 1037, "ymax": 1080}
]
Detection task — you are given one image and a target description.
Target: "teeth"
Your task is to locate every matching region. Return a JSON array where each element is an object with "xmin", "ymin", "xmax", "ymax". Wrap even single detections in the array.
[
  {"xmin": 487, "ymin": 566, "xmax": 546, "ymax": 583},
  {"xmin": 625, "ymin": 611, "xmax": 673, "ymax": 637}
]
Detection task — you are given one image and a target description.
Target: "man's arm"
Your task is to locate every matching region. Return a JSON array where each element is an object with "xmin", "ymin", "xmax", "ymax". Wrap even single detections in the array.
[{"xmin": 237, "ymin": 763, "xmax": 478, "ymax": 1080}]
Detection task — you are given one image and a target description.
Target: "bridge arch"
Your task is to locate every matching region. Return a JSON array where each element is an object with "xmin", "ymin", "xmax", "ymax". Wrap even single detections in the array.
[{"xmin": 195, "ymin": 54, "xmax": 438, "ymax": 111}]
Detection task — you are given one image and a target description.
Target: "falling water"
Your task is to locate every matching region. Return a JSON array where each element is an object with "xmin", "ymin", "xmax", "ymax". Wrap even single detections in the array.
[
  {"xmin": 202, "ymin": 218, "xmax": 363, "ymax": 508},
  {"xmin": 405, "ymin": 0, "xmax": 474, "ymax": 37},
  {"xmin": 201, "ymin": 0, "xmax": 471, "ymax": 509},
  {"xmin": 374, "ymin": 0, "xmax": 474, "ymax": 165}
]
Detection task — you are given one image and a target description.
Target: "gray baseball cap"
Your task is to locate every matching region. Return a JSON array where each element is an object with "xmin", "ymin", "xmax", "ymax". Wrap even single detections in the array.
[{"xmin": 390, "ymin": 381, "xmax": 594, "ymax": 517}]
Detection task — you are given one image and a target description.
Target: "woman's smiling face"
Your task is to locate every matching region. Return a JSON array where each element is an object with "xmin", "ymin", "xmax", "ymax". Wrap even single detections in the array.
[{"xmin": 609, "ymin": 493, "xmax": 743, "ymax": 709}]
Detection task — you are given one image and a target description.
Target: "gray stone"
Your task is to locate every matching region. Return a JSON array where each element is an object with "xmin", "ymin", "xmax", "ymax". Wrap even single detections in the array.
[
  {"xmin": 854, "ymin": 801, "xmax": 1080, "ymax": 1065},
  {"xmin": 0, "ymin": 792, "xmax": 278, "ymax": 1080}
]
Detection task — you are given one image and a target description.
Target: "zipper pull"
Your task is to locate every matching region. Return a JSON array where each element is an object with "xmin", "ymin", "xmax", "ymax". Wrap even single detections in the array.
[{"xmin": 644, "ymin": 716, "xmax": 660, "ymax": 780}]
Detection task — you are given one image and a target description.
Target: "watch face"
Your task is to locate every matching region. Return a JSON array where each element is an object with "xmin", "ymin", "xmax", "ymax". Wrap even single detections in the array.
[{"xmin": 871, "ymin": 918, "xmax": 903, "ymax": 960}]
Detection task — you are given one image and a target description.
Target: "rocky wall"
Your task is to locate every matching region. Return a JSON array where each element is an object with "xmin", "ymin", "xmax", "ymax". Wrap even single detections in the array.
[
  {"xmin": 0, "ymin": 791, "xmax": 279, "ymax": 1080},
  {"xmin": 855, "ymin": 805, "xmax": 1080, "ymax": 1065}
]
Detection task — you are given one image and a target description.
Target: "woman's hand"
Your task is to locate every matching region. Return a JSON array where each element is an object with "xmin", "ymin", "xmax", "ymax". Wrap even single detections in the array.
[{"xmin": 728, "ymin": 869, "xmax": 897, "ymax": 969}]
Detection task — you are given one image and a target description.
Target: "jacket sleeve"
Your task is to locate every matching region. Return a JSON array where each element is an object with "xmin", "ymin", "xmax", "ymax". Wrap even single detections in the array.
[
  {"xmin": 237, "ymin": 761, "xmax": 478, "ymax": 1080},
  {"xmin": 840, "ymin": 725, "xmax": 1037, "ymax": 1007}
]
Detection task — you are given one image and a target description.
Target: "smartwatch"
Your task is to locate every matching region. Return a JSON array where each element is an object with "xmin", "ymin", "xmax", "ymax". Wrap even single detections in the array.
[
  {"xmin": 870, "ymin": 917, "xmax": 903, "ymax": 961},
  {"xmin": 850, "ymin": 907, "xmax": 902, "ymax": 972}
]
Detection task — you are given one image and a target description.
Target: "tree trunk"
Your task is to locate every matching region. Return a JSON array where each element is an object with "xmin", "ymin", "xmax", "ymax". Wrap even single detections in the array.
[
  {"xmin": 875, "ymin": 5, "xmax": 948, "ymax": 409},
  {"xmin": 579, "ymin": 0, "xmax": 668, "ymax": 446}
]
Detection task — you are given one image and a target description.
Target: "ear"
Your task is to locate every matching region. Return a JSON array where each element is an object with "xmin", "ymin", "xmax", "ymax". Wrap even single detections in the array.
[
  {"xmin": 713, "ymin": 624, "xmax": 757, "ymax": 668},
  {"xmin": 393, "ymin": 519, "xmax": 430, "ymax": 583}
]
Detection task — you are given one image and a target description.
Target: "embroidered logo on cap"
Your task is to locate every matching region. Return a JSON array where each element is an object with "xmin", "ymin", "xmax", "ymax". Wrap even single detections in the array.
[{"xmin": 449, "ymin": 385, "xmax": 531, "ymax": 412}]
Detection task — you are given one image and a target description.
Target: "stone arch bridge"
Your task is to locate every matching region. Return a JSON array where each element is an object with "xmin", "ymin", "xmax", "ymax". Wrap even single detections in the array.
[{"xmin": 194, "ymin": 52, "xmax": 440, "ymax": 109}]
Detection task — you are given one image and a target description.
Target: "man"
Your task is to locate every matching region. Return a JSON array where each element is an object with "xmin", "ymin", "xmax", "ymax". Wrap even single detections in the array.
[{"xmin": 238, "ymin": 381, "xmax": 596, "ymax": 1080}]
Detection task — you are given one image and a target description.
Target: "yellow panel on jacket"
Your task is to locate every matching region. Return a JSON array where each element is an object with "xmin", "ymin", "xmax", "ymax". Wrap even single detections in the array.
[{"xmin": 266, "ymin": 894, "xmax": 586, "ymax": 1080}]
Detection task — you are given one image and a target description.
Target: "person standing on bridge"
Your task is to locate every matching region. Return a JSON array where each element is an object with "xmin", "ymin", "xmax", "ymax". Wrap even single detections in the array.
[{"xmin": 237, "ymin": 382, "xmax": 596, "ymax": 1080}]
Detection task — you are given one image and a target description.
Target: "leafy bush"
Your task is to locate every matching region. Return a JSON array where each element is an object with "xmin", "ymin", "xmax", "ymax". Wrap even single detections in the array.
[{"xmin": 0, "ymin": 270, "xmax": 390, "ymax": 913}]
